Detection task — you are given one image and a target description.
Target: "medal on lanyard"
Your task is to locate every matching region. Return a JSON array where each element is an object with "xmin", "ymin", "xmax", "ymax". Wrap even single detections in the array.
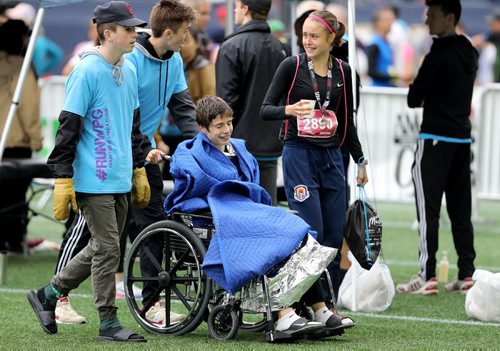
[{"xmin": 306, "ymin": 55, "xmax": 333, "ymax": 125}]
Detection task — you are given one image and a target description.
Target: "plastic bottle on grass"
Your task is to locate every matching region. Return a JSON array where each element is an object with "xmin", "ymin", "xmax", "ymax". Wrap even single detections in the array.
[{"xmin": 438, "ymin": 251, "xmax": 449, "ymax": 283}]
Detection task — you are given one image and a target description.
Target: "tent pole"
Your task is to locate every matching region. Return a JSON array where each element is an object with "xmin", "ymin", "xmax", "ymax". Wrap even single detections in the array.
[
  {"xmin": 0, "ymin": 8, "xmax": 46, "ymax": 161},
  {"xmin": 347, "ymin": 0, "xmax": 357, "ymax": 115},
  {"xmin": 225, "ymin": 0, "xmax": 234, "ymax": 35},
  {"xmin": 290, "ymin": 0, "xmax": 298, "ymax": 56}
]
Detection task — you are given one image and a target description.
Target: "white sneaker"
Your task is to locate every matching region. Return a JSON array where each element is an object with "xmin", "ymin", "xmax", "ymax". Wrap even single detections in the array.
[
  {"xmin": 145, "ymin": 301, "xmax": 184, "ymax": 326},
  {"xmin": 396, "ymin": 275, "xmax": 438, "ymax": 295},
  {"xmin": 55, "ymin": 296, "xmax": 87, "ymax": 324},
  {"xmin": 444, "ymin": 277, "xmax": 474, "ymax": 294},
  {"xmin": 115, "ymin": 279, "xmax": 142, "ymax": 299}
]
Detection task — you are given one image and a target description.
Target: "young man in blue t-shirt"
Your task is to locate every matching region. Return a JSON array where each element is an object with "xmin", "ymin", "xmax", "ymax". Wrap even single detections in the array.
[
  {"xmin": 50, "ymin": 0, "xmax": 198, "ymax": 325},
  {"xmin": 27, "ymin": 1, "xmax": 151, "ymax": 342}
]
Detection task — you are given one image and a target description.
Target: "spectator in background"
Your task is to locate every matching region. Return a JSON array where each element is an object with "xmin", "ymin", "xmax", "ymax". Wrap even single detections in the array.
[
  {"xmin": 387, "ymin": 5, "xmax": 415, "ymax": 86},
  {"xmin": 326, "ymin": 2, "xmax": 369, "ymax": 83},
  {"xmin": 477, "ymin": 10, "xmax": 500, "ymax": 84},
  {"xmin": 366, "ymin": 6, "xmax": 397, "ymax": 87},
  {"xmin": 180, "ymin": 28, "xmax": 215, "ymax": 103},
  {"xmin": 397, "ymin": 0, "xmax": 478, "ymax": 296},
  {"xmin": 268, "ymin": 18, "xmax": 290, "ymax": 55},
  {"xmin": 181, "ymin": 0, "xmax": 211, "ymax": 55},
  {"xmin": 296, "ymin": 0, "xmax": 324, "ymax": 18},
  {"xmin": 216, "ymin": 0, "xmax": 287, "ymax": 206},
  {"xmin": 61, "ymin": 19, "xmax": 99, "ymax": 76},
  {"xmin": 1, "ymin": 1, "xmax": 19, "ymax": 25},
  {"xmin": 6, "ymin": 2, "xmax": 64, "ymax": 77},
  {"xmin": 0, "ymin": 18, "xmax": 41, "ymax": 254}
]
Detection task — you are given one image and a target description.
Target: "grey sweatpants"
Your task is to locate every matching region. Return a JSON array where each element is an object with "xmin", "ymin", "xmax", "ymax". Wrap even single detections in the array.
[{"xmin": 51, "ymin": 193, "xmax": 128, "ymax": 321}]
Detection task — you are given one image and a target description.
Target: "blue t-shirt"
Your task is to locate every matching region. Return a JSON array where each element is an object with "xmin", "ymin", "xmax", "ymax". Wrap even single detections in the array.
[
  {"xmin": 371, "ymin": 34, "xmax": 394, "ymax": 87},
  {"xmin": 125, "ymin": 50, "xmax": 187, "ymax": 147},
  {"xmin": 63, "ymin": 53, "xmax": 139, "ymax": 193}
]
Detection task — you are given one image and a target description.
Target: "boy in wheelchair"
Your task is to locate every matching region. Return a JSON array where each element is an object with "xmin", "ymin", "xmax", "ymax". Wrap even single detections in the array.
[{"xmin": 164, "ymin": 96, "xmax": 354, "ymax": 338}]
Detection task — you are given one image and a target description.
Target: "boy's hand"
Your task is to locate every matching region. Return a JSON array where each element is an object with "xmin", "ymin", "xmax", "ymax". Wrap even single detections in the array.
[
  {"xmin": 131, "ymin": 167, "xmax": 150, "ymax": 208},
  {"xmin": 53, "ymin": 178, "xmax": 77, "ymax": 221},
  {"xmin": 146, "ymin": 149, "xmax": 165, "ymax": 164}
]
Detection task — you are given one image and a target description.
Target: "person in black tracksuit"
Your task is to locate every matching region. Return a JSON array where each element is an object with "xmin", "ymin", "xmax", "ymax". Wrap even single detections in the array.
[
  {"xmin": 215, "ymin": 0, "xmax": 287, "ymax": 206},
  {"xmin": 397, "ymin": 0, "xmax": 478, "ymax": 295},
  {"xmin": 261, "ymin": 9, "xmax": 367, "ymax": 306}
]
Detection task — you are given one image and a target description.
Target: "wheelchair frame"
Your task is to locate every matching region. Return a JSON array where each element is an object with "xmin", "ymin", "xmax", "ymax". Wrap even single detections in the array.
[{"xmin": 123, "ymin": 211, "xmax": 342, "ymax": 342}]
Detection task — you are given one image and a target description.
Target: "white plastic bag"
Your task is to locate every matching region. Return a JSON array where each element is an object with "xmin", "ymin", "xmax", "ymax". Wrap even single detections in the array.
[
  {"xmin": 338, "ymin": 251, "xmax": 395, "ymax": 312},
  {"xmin": 465, "ymin": 269, "xmax": 500, "ymax": 322}
]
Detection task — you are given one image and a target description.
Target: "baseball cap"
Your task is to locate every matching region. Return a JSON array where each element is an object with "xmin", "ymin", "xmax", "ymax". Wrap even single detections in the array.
[
  {"xmin": 92, "ymin": 1, "xmax": 147, "ymax": 27},
  {"xmin": 241, "ymin": 0, "xmax": 271, "ymax": 16}
]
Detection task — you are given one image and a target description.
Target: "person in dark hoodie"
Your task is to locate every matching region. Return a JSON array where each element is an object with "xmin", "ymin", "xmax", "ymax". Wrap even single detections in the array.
[
  {"xmin": 397, "ymin": 0, "xmax": 478, "ymax": 295},
  {"xmin": 215, "ymin": 0, "xmax": 287, "ymax": 206},
  {"xmin": 27, "ymin": 1, "xmax": 150, "ymax": 342},
  {"xmin": 49, "ymin": 0, "xmax": 198, "ymax": 326}
]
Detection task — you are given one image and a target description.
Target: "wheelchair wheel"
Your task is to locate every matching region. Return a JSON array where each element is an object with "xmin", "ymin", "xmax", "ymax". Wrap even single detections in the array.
[
  {"xmin": 208, "ymin": 305, "xmax": 239, "ymax": 341},
  {"xmin": 212, "ymin": 289, "xmax": 267, "ymax": 332},
  {"xmin": 124, "ymin": 220, "xmax": 211, "ymax": 336},
  {"xmin": 238, "ymin": 311, "xmax": 267, "ymax": 332}
]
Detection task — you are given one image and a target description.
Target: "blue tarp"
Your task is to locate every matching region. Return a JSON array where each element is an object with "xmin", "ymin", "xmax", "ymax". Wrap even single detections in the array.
[
  {"xmin": 204, "ymin": 181, "xmax": 310, "ymax": 295},
  {"xmin": 164, "ymin": 133, "xmax": 310, "ymax": 294},
  {"xmin": 164, "ymin": 133, "xmax": 259, "ymax": 214}
]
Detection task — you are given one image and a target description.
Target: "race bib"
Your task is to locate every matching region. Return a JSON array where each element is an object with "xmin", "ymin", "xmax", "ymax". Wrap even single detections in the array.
[{"xmin": 297, "ymin": 109, "xmax": 338, "ymax": 138}]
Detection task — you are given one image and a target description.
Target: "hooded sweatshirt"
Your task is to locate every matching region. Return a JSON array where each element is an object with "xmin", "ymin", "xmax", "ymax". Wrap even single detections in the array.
[
  {"xmin": 125, "ymin": 32, "xmax": 197, "ymax": 147},
  {"xmin": 408, "ymin": 35, "xmax": 478, "ymax": 139},
  {"xmin": 52, "ymin": 47, "xmax": 140, "ymax": 193}
]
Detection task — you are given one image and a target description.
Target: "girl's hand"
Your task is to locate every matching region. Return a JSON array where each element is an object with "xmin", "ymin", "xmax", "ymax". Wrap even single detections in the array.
[
  {"xmin": 356, "ymin": 164, "xmax": 369, "ymax": 186},
  {"xmin": 285, "ymin": 100, "xmax": 314, "ymax": 119}
]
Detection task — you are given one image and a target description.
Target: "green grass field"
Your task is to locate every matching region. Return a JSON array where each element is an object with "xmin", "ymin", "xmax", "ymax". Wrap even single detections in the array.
[{"xmin": 1, "ymin": 189, "xmax": 499, "ymax": 350}]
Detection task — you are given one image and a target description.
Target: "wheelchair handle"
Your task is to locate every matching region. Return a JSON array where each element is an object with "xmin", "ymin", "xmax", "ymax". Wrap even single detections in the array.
[{"xmin": 162, "ymin": 154, "xmax": 172, "ymax": 163}]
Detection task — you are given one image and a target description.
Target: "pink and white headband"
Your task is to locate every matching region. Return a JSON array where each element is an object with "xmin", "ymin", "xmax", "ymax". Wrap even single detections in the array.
[{"xmin": 308, "ymin": 14, "xmax": 338, "ymax": 34}]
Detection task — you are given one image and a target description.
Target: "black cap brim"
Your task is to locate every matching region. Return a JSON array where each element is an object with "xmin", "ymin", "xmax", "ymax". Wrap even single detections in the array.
[{"xmin": 115, "ymin": 17, "xmax": 147, "ymax": 27}]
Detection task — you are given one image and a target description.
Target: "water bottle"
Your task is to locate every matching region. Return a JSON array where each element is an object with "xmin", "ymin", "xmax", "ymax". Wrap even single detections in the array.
[{"xmin": 437, "ymin": 251, "xmax": 449, "ymax": 284}]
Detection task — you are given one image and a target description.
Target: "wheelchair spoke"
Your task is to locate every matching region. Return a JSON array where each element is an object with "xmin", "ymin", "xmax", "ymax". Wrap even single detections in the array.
[
  {"xmin": 142, "ymin": 245, "xmax": 163, "ymax": 273},
  {"xmin": 172, "ymin": 285, "xmax": 195, "ymax": 311},
  {"xmin": 169, "ymin": 248, "xmax": 191, "ymax": 275}
]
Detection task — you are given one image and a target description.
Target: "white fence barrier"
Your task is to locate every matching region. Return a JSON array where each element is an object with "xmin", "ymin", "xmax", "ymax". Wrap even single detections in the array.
[
  {"xmin": 476, "ymin": 85, "xmax": 500, "ymax": 200},
  {"xmin": 38, "ymin": 76, "xmax": 500, "ymax": 202},
  {"xmin": 38, "ymin": 75, "xmax": 66, "ymax": 160}
]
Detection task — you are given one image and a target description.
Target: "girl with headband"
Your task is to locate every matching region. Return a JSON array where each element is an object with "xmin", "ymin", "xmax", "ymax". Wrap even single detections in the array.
[{"xmin": 261, "ymin": 10, "xmax": 368, "ymax": 330}]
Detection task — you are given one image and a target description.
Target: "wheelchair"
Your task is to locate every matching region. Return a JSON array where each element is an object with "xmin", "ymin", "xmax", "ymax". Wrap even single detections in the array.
[{"xmin": 123, "ymin": 211, "xmax": 344, "ymax": 342}]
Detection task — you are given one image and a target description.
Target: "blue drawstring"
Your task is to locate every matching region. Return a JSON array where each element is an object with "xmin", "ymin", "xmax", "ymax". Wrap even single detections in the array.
[{"xmin": 357, "ymin": 159, "xmax": 373, "ymax": 265}]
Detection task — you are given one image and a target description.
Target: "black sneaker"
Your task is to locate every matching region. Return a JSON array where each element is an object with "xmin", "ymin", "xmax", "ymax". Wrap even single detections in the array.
[{"xmin": 277, "ymin": 317, "xmax": 325, "ymax": 335}]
